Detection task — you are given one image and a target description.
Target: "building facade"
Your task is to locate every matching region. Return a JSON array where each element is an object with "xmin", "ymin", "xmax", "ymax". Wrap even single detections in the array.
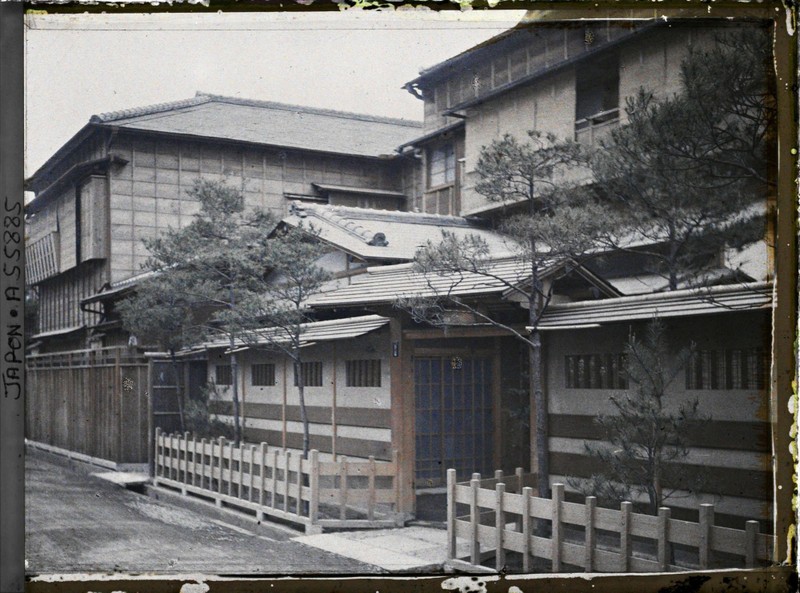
[{"xmin": 25, "ymin": 17, "xmax": 776, "ymax": 529}]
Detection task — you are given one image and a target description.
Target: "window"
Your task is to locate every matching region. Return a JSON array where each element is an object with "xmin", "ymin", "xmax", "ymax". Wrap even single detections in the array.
[
  {"xmin": 428, "ymin": 143, "xmax": 456, "ymax": 188},
  {"xmin": 215, "ymin": 364, "xmax": 232, "ymax": 386},
  {"xmin": 575, "ymin": 54, "xmax": 620, "ymax": 144},
  {"xmin": 565, "ymin": 354, "xmax": 627, "ymax": 389},
  {"xmin": 686, "ymin": 348, "xmax": 766, "ymax": 390},
  {"xmin": 294, "ymin": 361, "xmax": 323, "ymax": 387},
  {"xmin": 251, "ymin": 363, "xmax": 276, "ymax": 386},
  {"xmin": 345, "ymin": 359, "xmax": 382, "ymax": 387}
]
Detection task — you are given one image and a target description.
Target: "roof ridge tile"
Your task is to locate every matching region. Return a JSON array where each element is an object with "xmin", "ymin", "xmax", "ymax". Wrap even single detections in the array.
[
  {"xmin": 92, "ymin": 91, "xmax": 422, "ymax": 128},
  {"xmin": 90, "ymin": 94, "xmax": 212, "ymax": 123},
  {"xmin": 196, "ymin": 92, "xmax": 422, "ymax": 128}
]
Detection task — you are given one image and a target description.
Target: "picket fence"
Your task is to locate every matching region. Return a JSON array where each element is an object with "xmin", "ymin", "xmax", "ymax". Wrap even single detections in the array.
[
  {"xmin": 153, "ymin": 429, "xmax": 404, "ymax": 533},
  {"xmin": 447, "ymin": 469, "xmax": 775, "ymax": 573}
]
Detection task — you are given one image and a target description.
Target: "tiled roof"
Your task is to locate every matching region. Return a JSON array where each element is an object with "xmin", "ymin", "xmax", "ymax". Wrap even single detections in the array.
[
  {"xmin": 199, "ymin": 314, "xmax": 390, "ymax": 352},
  {"xmin": 309, "ymin": 257, "xmax": 557, "ymax": 307},
  {"xmin": 90, "ymin": 92, "xmax": 422, "ymax": 158},
  {"xmin": 283, "ymin": 202, "xmax": 517, "ymax": 262},
  {"xmin": 536, "ymin": 282, "xmax": 772, "ymax": 330}
]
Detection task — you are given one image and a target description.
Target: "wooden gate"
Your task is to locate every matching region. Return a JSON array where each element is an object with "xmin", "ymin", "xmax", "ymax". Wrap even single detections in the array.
[{"xmin": 26, "ymin": 347, "xmax": 149, "ymax": 465}]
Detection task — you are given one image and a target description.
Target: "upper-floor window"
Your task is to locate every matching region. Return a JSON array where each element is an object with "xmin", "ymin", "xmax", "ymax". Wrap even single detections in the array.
[
  {"xmin": 428, "ymin": 143, "xmax": 456, "ymax": 188},
  {"xmin": 565, "ymin": 353, "xmax": 628, "ymax": 389},
  {"xmin": 251, "ymin": 363, "xmax": 276, "ymax": 386},
  {"xmin": 215, "ymin": 364, "xmax": 233, "ymax": 386},
  {"xmin": 575, "ymin": 54, "xmax": 620, "ymax": 144},
  {"xmin": 294, "ymin": 361, "xmax": 323, "ymax": 387},
  {"xmin": 686, "ymin": 348, "xmax": 767, "ymax": 391}
]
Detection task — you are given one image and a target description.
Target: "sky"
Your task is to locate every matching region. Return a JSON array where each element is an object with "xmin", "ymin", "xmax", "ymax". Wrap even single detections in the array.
[{"xmin": 24, "ymin": 8, "xmax": 527, "ymax": 179}]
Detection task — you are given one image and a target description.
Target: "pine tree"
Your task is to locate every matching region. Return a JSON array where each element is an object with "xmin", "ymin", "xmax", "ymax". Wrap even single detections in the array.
[{"xmin": 572, "ymin": 320, "xmax": 706, "ymax": 514}]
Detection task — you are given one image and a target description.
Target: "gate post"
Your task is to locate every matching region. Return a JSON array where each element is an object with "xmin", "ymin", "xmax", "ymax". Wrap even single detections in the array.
[{"xmin": 147, "ymin": 358, "xmax": 155, "ymax": 477}]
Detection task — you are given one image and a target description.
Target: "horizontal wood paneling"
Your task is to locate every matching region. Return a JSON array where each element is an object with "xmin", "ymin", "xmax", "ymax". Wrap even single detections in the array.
[
  {"xmin": 244, "ymin": 427, "xmax": 392, "ymax": 461},
  {"xmin": 549, "ymin": 415, "xmax": 770, "ymax": 453},
  {"xmin": 550, "ymin": 452, "xmax": 771, "ymax": 502},
  {"xmin": 211, "ymin": 402, "xmax": 391, "ymax": 429}
]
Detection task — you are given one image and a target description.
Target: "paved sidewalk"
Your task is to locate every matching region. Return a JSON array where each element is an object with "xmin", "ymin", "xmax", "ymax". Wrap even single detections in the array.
[{"xmin": 293, "ymin": 525, "xmax": 470, "ymax": 572}]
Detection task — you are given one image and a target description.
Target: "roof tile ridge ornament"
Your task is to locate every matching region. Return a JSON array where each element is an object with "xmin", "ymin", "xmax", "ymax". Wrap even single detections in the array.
[
  {"xmin": 191, "ymin": 91, "xmax": 423, "ymax": 128},
  {"xmin": 319, "ymin": 205, "xmax": 375, "ymax": 243},
  {"xmin": 89, "ymin": 93, "xmax": 213, "ymax": 123}
]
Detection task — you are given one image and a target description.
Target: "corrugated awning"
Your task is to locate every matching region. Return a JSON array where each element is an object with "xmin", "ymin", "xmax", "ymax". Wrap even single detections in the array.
[
  {"xmin": 189, "ymin": 314, "xmax": 391, "ymax": 354},
  {"xmin": 535, "ymin": 282, "xmax": 772, "ymax": 330}
]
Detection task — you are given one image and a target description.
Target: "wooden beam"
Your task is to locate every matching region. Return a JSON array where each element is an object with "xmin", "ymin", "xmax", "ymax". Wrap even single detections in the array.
[{"xmin": 402, "ymin": 325, "xmax": 524, "ymax": 340}]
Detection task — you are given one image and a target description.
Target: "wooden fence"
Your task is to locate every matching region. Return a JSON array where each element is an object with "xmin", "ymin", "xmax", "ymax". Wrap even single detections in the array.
[
  {"xmin": 26, "ymin": 347, "xmax": 149, "ymax": 465},
  {"xmin": 153, "ymin": 429, "xmax": 404, "ymax": 533},
  {"xmin": 447, "ymin": 469, "xmax": 775, "ymax": 573}
]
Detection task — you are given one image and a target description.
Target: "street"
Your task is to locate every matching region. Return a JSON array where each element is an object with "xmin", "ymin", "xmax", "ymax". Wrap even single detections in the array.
[{"xmin": 25, "ymin": 450, "xmax": 382, "ymax": 575}]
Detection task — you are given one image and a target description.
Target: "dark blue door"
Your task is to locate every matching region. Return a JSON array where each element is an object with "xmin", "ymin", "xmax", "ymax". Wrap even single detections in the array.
[{"xmin": 414, "ymin": 356, "xmax": 493, "ymax": 487}]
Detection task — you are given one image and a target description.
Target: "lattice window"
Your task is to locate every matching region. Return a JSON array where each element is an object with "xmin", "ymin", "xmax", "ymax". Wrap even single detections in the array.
[
  {"xmin": 345, "ymin": 359, "xmax": 382, "ymax": 387},
  {"xmin": 251, "ymin": 363, "xmax": 276, "ymax": 386},
  {"xmin": 565, "ymin": 353, "xmax": 628, "ymax": 389},
  {"xmin": 215, "ymin": 364, "xmax": 232, "ymax": 386},
  {"xmin": 686, "ymin": 348, "xmax": 766, "ymax": 390},
  {"xmin": 26, "ymin": 232, "xmax": 60, "ymax": 284},
  {"xmin": 294, "ymin": 361, "xmax": 323, "ymax": 387}
]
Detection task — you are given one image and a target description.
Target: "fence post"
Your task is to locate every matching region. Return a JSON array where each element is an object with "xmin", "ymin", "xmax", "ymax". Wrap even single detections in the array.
[
  {"xmin": 446, "ymin": 469, "xmax": 457, "ymax": 560},
  {"xmin": 237, "ymin": 444, "xmax": 245, "ymax": 500},
  {"xmin": 470, "ymin": 473, "xmax": 481, "ymax": 566},
  {"xmin": 259, "ymin": 443, "xmax": 267, "ymax": 510},
  {"xmin": 699, "ymin": 503, "xmax": 714, "ymax": 569},
  {"xmin": 216, "ymin": 437, "xmax": 225, "ymax": 507},
  {"xmin": 295, "ymin": 453, "xmax": 303, "ymax": 516},
  {"xmin": 227, "ymin": 438, "xmax": 235, "ymax": 497},
  {"xmin": 367, "ymin": 456, "xmax": 376, "ymax": 521},
  {"xmin": 271, "ymin": 448, "xmax": 279, "ymax": 508},
  {"xmin": 745, "ymin": 520, "xmax": 759, "ymax": 568},
  {"xmin": 657, "ymin": 506, "xmax": 671, "ymax": 571},
  {"xmin": 339, "ymin": 457, "xmax": 349, "ymax": 520},
  {"xmin": 284, "ymin": 450, "xmax": 291, "ymax": 513},
  {"xmin": 191, "ymin": 434, "xmax": 198, "ymax": 489},
  {"xmin": 584, "ymin": 496, "xmax": 597, "ymax": 572},
  {"xmin": 620, "ymin": 501, "xmax": 632, "ymax": 572},
  {"xmin": 309, "ymin": 449, "xmax": 320, "ymax": 526},
  {"xmin": 494, "ymin": 469, "xmax": 503, "ymax": 481},
  {"xmin": 515, "ymin": 467, "xmax": 524, "ymax": 531},
  {"xmin": 551, "ymin": 483, "xmax": 564, "ymax": 572},
  {"xmin": 170, "ymin": 433, "xmax": 177, "ymax": 481},
  {"xmin": 248, "ymin": 444, "xmax": 256, "ymax": 502},
  {"xmin": 495, "ymin": 482, "xmax": 506, "ymax": 571},
  {"xmin": 153, "ymin": 427, "xmax": 162, "ymax": 484},
  {"xmin": 522, "ymin": 486, "xmax": 532, "ymax": 573},
  {"xmin": 181, "ymin": 431, "xmax": 190, "ymax": 495},
  {"xmin": 199, "ymin": 438, "xmax": 207, "ymax": 489}
]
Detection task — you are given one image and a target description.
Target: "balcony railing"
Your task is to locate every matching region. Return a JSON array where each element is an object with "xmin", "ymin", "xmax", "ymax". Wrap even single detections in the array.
[
  {"xmin": 575, "ymin": 108, "xmax": 620, "ymax": 146},
  {"xmin": 422, "ymin": 185, "xmax": 457, "ymax": 216}
]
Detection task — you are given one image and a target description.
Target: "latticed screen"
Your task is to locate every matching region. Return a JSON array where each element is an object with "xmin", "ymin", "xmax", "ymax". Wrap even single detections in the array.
[
  {"xmin": 564, "ymin": 353, "xmax": 628, "ymax": 389},
  {"xmin": 345, "ymin": 359, "xmax": 381, "ymax": 387},
  {"xmin": 414, "ymin": 357, "xmax": 493, "ymax": 486},
  {"xmin": 215, "ymin": 364, "xmax": 232, "ymax": 385},
  {"xmin": 294, "ymin": 361, "xmax": 323, "ymax": 387},
  {"xmin": 251, "ymin": 363, "xmax": 276, "ymax": 386},
  {"xmin": 686, "ymin": 348, "xmax": 766, "ymax": 390}
]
